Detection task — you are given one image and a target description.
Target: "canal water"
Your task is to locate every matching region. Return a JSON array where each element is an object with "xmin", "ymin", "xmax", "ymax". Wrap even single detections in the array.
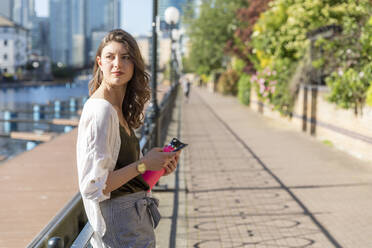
[{"xmin": 0, "ymin": 79, "xmax": 89, "ymax": 163}]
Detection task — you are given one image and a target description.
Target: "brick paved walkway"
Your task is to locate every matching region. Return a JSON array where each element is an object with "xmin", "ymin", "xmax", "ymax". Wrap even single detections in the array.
[{"xmin": 176, "ymin": 86, "xmax": 372, "ymax": 248}]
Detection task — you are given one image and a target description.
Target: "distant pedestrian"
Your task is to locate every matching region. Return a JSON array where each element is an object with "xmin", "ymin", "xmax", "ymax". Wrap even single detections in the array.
[
  {"xmin": 76, "ymin": 29, "xmax": 181, "ymax": 248},
  {"xmin": 183, "ymin": 78, "xmax": 191, "ymax": 102}
]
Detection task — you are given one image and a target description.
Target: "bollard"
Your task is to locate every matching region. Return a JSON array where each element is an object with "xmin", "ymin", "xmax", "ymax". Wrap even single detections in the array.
[
  {"xmin": 64, "ymin": 126, "xmax": 73, "ymax": 133},
  {"xmin": 70, "ymin": 98, "xmax": 77, "ymax": 112},
  {"xmin": 47, "ymin": 237, "xmax": 64, "ymax": 248},
  {"xmin": 54, "ymin": 100, "xmax": 61, "ymax": 118},
  {"xmin": 26, "ymin": 141, "xmax": 37, "ymax": 150},
  {"xmin": 33, "ymin": 104, "xmax": 40, "ymax": 121},
  {"xmin": 4, "ymin": 110, "xmax": 17, "ymax": 133}
]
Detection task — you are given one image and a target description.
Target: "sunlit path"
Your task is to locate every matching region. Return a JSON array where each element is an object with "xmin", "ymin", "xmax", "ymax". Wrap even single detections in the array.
[{"xmin": 177, "ymin": 86, "xmax": 372, "ymax": 248}]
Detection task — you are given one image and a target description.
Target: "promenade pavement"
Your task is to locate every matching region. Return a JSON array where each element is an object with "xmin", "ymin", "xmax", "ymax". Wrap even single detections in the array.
[
  {"xmin": 2, "ymin": 82, "xmax": 372, "ymax": 248},
  {"xmin": 0, "ymin": 129, "xmax": 79, "ymax": 248},
  {"xmin": 155, "ymin": 86, "xmax": 372, "ymax": 248}
]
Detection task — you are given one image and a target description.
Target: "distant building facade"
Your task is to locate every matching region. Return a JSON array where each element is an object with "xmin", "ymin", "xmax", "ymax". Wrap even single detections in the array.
[
  {"xmin": 49, "ymin": 0, "xmax": 71, "ymax": 66},
  {"xmin": 30, "ymin": 16, "xmax": 49, "ymax": 57},
  {"xmin": 0, "ymin": 0, "xmax": 41, "ymax": 56},
  {"xmin": 49, "ymin": 0, "xmax": 120, "ymax": 67},
  {"xmin": 0, "ymin": 0, "xmax": 35, "ymax": 29},
  {"xmin": 136, "ymin": 35, "xmax": 172, "ymax": 71},
  {"xmin": 158, "ymin": 37, "xmax": 171, "ymax": 70},
  {"xmin": 0, "ymin": 1, "xmax": 13, "ymax": 20},
  {"xmin": 0, "ymin": 15, "xmax": 28, "ymax": 74},
  {"xmin": 135, "ymin": 35, "xmax": 151, "ymax": 68},
  {"xmin": 12, "ymin": 0, "xmax": 35, "ymax": 29},
  {"xmin": 71, "ymin": 0, "xmax": 85, "ymax": 67},
  {"xmin": 90, "ymin": 31, "xmax": 107, "ymax": 62}
]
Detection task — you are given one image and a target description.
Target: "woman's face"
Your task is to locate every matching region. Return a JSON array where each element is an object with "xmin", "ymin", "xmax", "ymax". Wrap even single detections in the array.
[{"xmin": 97, "ymin": 41, "xmax": 134, "ymax": 87}]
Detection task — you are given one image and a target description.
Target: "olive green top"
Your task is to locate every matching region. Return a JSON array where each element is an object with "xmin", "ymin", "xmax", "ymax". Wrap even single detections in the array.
[{"xmin": 110, "ymin": 126, "xmax": 149, "ymax": 198}]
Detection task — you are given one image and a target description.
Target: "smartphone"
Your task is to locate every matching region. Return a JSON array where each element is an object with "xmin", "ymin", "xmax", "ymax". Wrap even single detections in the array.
[
  {"xmin": 172, "ymin": 143, "xmax": 188, "ymax": 152},
  {"xmin": 164, "ymin": 138, "xmax": 188, "ymax": 152}
]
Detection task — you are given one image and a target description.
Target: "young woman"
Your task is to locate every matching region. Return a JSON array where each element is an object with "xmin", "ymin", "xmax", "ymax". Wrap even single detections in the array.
[{"xmin": 76, "ymin": 29, "xmax": 180, "ymax": 248}]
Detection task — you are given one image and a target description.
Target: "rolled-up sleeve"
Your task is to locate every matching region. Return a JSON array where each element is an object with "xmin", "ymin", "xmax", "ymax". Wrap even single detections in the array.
[{"xmin": 77, "ymin": 102, "xmax": 116, "ymax": 202}]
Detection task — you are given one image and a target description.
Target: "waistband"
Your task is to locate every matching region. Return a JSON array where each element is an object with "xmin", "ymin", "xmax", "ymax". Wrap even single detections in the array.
[{"xmin": 106, "ymin": 191, "xmax": 161, "ymax": 228}]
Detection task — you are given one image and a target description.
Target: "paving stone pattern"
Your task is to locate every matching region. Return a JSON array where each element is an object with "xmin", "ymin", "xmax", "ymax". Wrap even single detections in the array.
[{"xmin": 179, "ymin": 87, "xmax": 372, "ymax": 248}]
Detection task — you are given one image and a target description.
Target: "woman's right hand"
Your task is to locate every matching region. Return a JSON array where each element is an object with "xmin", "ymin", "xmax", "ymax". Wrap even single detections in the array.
[{"xmin": 141, "ymin": 147, "xmax": 177, "ymax": 171}]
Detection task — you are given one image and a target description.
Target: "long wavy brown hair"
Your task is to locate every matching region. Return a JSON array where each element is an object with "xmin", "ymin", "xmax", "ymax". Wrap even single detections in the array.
[{"xmin": 89, "ymin": 29, "xmax": 151, "ymax": 129}]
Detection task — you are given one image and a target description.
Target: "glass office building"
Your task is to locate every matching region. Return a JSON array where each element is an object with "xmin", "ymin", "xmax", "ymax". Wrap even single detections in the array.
[{"xmin": 50, "ymin": 0, "xmax": 120, "ymax": 66}]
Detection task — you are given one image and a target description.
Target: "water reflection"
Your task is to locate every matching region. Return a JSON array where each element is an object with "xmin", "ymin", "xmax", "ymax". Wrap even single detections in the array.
[
  {"xmin": 0, "ymin": 80, "xmax": 88, "ymax": 107},
  {"xmin": 0, "ymin": 80, "xmax": 89, "ymax": 163}
]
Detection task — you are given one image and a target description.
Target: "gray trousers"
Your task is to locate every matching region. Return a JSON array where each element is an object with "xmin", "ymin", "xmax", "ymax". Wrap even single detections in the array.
[{"xmin": 99, "ymin": 191, "xmax": 161, "ymax": 248}]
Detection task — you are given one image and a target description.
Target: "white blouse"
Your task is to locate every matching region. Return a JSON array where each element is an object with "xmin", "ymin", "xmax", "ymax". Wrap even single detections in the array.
[{"xmin": 76, "ymin": 98, "xmax": 121, "ymax": 247}]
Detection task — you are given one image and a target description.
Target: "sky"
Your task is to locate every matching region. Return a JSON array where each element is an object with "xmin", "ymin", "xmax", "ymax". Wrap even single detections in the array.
[{"xmin": 34, "ymin": 0, "xmax": 152, "ymax": 36}]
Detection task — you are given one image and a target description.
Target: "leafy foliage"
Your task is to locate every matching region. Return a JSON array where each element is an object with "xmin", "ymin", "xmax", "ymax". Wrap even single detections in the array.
[
  {"xmin": 250, "ymin": 68, "xmax": 277, "ymax": 101},
  {"xmin": 238, "ymin": 73, "xmax": 251, "ymax": 105},
  {"xmin": 322, "ymin": 6, "xmax": 372, "ymax": 112},
  {"xmin": 225, "ymin": 0, "xmax": 272, "ymax": 73},
  {"xmin": 52, "ymin": 64, "xmax": 76, "ymax": 79},
  {"xmin": 250, "ymin": 0, "xmax": 372, "ymax": 114},
  {"xmin": 216, "ymin": 69, "xmax": 239, "ymax": 95},
  {"xmin": 183, "ymin": 0, "xmax": 247, "ymax": 76},
  {"xmin": 326, "ymin": 63, "xmax": 372, "ymax": 114}
]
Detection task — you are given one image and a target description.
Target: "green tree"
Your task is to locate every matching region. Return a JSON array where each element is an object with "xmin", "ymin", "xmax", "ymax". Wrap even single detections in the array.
[{"xmin": 184, "ymin": 0, "xmax": 247, "ymax": 76}]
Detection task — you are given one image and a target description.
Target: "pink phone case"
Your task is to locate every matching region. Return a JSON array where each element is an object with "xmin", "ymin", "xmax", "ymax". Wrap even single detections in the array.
[{"xmin": 142, "ymin": 145, "xmax": 174, "ymax": 190}]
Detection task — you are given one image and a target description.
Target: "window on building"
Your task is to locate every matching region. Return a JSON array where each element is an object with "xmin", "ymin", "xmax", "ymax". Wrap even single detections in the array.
[
  {"xmin": 4, "ymin": 54, "xmax": 8, "ymax": 60},
  {"xmin": 4, "ymin": 68, "xmax": 7, "ymax": 73},
  {"xmin": 4, "ymin": 40, "xmax": 7, "ymax": 46}
]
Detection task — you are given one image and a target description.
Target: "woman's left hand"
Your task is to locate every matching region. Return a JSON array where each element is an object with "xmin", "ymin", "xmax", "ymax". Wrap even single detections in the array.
[{"xmin": 163, "ymin": 151, "xmax": 181, "ymax": 176}]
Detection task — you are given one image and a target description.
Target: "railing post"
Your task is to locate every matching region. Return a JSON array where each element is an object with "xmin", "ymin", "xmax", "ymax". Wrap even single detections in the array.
[
  {"xmin": 302, "ymin": 85, "xmax": 308, "ymax": 132},
  {"xmin": 310, "ymin": 85, "xmax": 318, "ymax": 136}
]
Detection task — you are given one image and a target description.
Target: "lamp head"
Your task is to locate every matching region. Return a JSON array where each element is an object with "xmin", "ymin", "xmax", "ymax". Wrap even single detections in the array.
[{"xmin": 164, "ymin": 6, "xmax": 180, "ymax": 25}]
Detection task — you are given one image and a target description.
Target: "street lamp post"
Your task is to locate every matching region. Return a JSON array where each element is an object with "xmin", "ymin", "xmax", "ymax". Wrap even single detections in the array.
[
  {"xmin": 164, "ymin": 6, "xmax": 180, "ymax": 86},
  {"xmin": 146, "ymin": 0, "xmax": 161, "ymax": 146}
]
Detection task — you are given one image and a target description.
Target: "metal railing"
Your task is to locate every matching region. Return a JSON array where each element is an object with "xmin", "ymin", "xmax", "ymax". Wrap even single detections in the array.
[{"xmin": 27, "ymin": 83, "xmax": 180, "ymax": 248}]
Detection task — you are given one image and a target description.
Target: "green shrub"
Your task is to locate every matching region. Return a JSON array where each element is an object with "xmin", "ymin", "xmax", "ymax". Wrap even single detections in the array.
[
  {"xmin": 2, "ymin": 73, "xmax": 15, "ymax": 82},
  {"xmin": 216, "ymin": 69, "xmax": 239, "ymax": 95},
  {"xmin": 52, "ymin": 64, "xmax": 76, "ymax": 79},
  {"xmin": 365, "ymin": 84, "xmax": 372, "ymax": 107},
  {"xmin": 238, "ymin": 74, "xmax": 251, "ymax": 105},
  {"xmin": 251, "ymin": 0, "xmax": 372, "ymax": 114},
  {"xmin": 326, "ymin": 63, "xmax": 372, "ymax": 114}
]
